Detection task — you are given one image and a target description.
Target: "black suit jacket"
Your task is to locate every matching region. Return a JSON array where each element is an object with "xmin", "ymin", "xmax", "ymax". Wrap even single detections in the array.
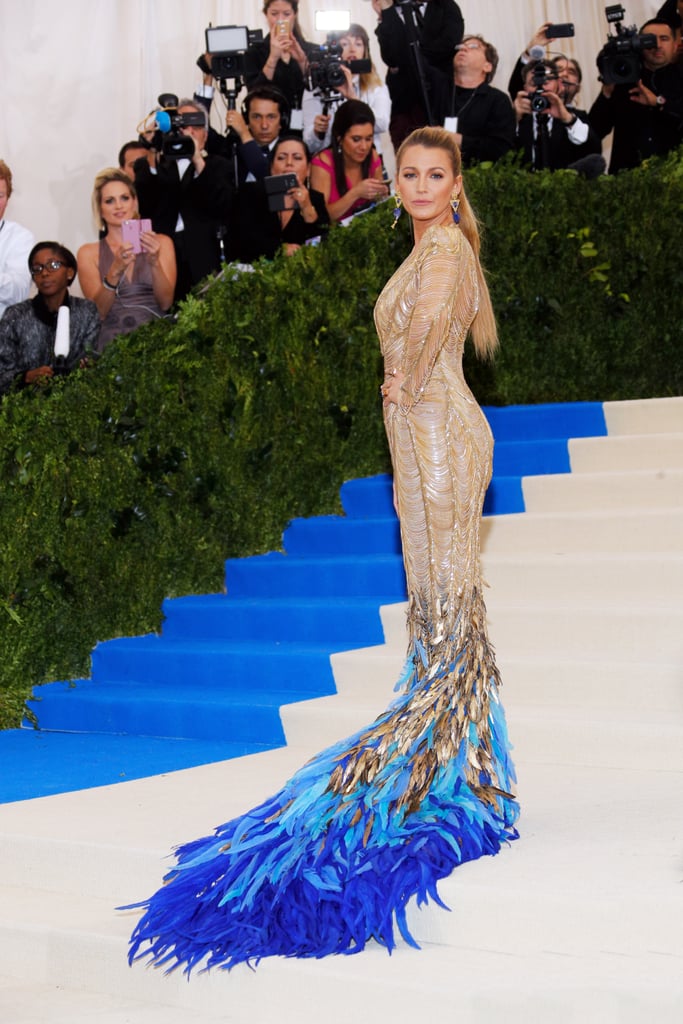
[
  {"xmin": 515, "ymin": 109, "xmax": 602, "ymax": 171},
  {"xmin": 589, "ymin": 63, "xmax": 683, "ymax": 173},
  {"xmin": 429, "ymin": 75, "xmax": 515, "ymax": 164},
  {"xmin": 135, "ymin": 155, "xmax": 232, "ymax": 291},
  {"xmin": 375, "ymin": 0, "xmax": 464, "ymax": 117},
  {"xmin": 229, "ymin": 184, "xmax": 329, "ymax": 263}
]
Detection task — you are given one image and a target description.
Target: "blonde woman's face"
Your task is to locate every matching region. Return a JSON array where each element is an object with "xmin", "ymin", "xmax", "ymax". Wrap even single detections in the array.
[
  {"xmin": 397, "ymin": 146, "xmax": 461, "ymax": 227},
  {"xmin": 0, "ymin": 180, "xmax": 9, "ymax": 220},
  {"xmin": 100, "ymin": 181, "xmax": 137, "ymax": 226}
]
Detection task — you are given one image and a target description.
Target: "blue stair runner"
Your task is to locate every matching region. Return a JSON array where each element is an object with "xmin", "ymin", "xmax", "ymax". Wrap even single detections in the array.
[{"xmin": 0, "ymin": 403, "xmax": 606, "ymax": 803}]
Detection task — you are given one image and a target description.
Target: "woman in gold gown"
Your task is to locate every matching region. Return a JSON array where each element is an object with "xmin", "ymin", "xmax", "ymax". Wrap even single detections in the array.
[{"xmin": 127, "ymin": 127, "xmax": 518, "ymax": 973}]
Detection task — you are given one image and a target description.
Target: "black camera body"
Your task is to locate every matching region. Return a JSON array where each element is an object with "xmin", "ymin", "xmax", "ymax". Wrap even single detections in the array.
[
  {"xmin": 597, "ymin": 5, "xmax": 657, "ymax": 86},
  {"xmin": 264, "ymin": 173, "xmax": 298, "ymax": 212},
  {"xmin": 205, "ymin": 25, "xmax": 262, "ymax": 83},
  {"xmin": 528, "ymin": 61, "xmax": 555, "ymax": 114},
  {"xmin": 156, "ymin": 94, "xmax": 206, "ymax": 159},
  {"xmin": 307, "ymin": 42, "xmax": 371, "ymax": 100}
]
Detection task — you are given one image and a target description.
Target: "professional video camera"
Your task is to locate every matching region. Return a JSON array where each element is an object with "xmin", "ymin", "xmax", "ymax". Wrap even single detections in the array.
[
  {"xmin": 307, "ymin": 40, "xmax": 371, "ymax": 101},
  {"xmin": 596, "ymin": 5, "xmax": 656, "ymax": 86},
  {"xmin": 527, "ymin": 61, "xmax": 557, "ymax": 113},
  {"xmin": 204, "ymin": 25, "xmax": 262, "ymax": 85},
  {"xmin": 154, "ymin": 94, "xmax": 207, "ymax": 158}
]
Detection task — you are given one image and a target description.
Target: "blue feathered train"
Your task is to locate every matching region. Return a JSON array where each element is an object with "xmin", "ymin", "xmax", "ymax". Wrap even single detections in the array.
[{"xmin": 126, "ymin": 623, "xmax": 519, "ymax": 973}]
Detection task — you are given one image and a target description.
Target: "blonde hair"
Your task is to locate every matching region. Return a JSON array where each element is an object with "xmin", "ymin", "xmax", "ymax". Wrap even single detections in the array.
[
  {"xmin": 396, "ymin": 127, "xmax": 498, "ymax": 359},
  {"xmin": 92, "ymin": 167, "xmax": 138, "ymax": 232}
]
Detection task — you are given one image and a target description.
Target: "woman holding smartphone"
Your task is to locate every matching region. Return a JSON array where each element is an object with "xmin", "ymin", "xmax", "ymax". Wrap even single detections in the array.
[
  {"xmin": 231, "ymin": 135, "xmax": 329, "ymax": 262},
  {"xmin": 77, "ymin": 169, "xmax": 176, "ymax": 352},
  {"xmin": 310, "ymin": 100, "xmax": 389, "ymax": 222},
  {"xmin": 245, "ymin": 0, "xmax": 310, "ymax": 114}
]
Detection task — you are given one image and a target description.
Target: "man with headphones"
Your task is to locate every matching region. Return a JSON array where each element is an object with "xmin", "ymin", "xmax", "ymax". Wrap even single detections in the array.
[
  {"xmin": 195, "ymin": 84, "xmax": 291, "ymax": 187},
  {"xmin": 224, "ymin": 87, "xmax": 291, "ymax": 185}
]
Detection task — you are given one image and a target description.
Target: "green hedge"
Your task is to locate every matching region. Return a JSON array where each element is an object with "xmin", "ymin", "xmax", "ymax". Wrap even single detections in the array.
[{"xmin": 1, "ymin": 153, "xmax": 681, "ymax": 727}]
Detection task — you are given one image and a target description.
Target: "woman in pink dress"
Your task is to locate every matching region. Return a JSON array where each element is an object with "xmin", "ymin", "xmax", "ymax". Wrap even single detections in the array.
[{"xmin": 310, "ymin": 99, "xmax": 389, "ymax": 221}]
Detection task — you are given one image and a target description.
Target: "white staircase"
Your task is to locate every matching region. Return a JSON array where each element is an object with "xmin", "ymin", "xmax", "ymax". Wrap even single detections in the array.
[{"xmin": 1, "ymin": 397, "xmax": 681, "ymax": 1024}]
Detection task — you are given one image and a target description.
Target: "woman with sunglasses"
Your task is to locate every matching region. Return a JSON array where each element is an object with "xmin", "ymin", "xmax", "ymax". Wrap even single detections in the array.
[{"xmin": 0, "ymin": 241, "xmax": 99, "ymax": 397}]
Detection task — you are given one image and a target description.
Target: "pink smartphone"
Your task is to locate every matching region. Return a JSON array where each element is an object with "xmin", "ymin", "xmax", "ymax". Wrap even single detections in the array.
[{"xmin": 122, "ymin": 218, "xmax": 152, "ymax": 254}]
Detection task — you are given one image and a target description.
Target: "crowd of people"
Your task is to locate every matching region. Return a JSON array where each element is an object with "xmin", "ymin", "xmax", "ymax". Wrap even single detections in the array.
[{"xmin": 1, "ymin": 0, "xmax": 681, "ymax": 396}]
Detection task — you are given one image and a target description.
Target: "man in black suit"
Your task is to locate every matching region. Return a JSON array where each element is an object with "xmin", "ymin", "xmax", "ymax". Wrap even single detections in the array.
[
  {"xmin": 589, "ymin": 17, "xmax": 683, "ymax": 174},
  {"xmin": 371, "ymin": 0, "xmax": 464, "ymax": 150},
  {"xmin": 429, "ymin": 34, "xmax": 515, "ymax": 166},
  {"xmin": 134, "ymin": 99, "xmax": 232, "ymax": 301},
  {"xmin": 513, "ymin": 60, "xmax": 603, "ymax": 174}
]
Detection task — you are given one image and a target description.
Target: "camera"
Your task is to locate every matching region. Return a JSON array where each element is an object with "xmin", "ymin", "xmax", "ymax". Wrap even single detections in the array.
[
  {"xmin": 264, "ymin": 173, "xmax": 298, "ymax": 212},
  {"xmin": 527, "ymin": 61, "xmax": 556, "ymax": 113},
  {"xmin": 205, "ymin": 24, "xmax": 262, "ymax": 82},
  {"xmin": 596, "ymin": 5, "xmax": 656, "ymax": 86},
  {"xmin": 155, "ymin": 94, "xmax": 206, "ymax": 159},
  {"xmin": 307, "ymin": 41, "xmax": 371, "ymax": 100}
]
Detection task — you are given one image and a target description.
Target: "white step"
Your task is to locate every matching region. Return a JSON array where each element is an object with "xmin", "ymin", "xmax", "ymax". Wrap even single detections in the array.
[
  {"xmin": 377, "ymin": 599, "xmax": 683, "ymax": 663},
  {"xmin": 481, "ymin": 551, "xmax": 683, "ymax": 604},
  {"xmin": 569, "ymin": 433, "xmax": 683, "ymax": 472},
  {"xmin": 480, "ymin": 507, "xmax": 682, "ymax": 554},
  {"xmin": 522, "ymin": 467, "xmax": 683, "ymax": 512},
  {"xmin": 331, "ymin": 645, "xmax": 683, "ymax": 713},
  {"xmin": 603, "ymin": 396, "xmax": 683, "ymax": 435}
]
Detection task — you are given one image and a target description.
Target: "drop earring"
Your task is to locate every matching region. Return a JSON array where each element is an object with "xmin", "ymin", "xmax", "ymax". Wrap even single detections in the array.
[
  {"xmin": 450, "ymin": 194, "xmax": 460, "ymax": 224},
  {"xmin": 391, "ymin": 193, "xmax": 403, "ymax": 229}
]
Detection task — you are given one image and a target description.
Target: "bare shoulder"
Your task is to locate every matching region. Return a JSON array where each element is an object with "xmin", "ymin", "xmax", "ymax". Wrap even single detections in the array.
[{"xmin": 77, "ymin": 241, "xmax": 98, "ymax": 264}]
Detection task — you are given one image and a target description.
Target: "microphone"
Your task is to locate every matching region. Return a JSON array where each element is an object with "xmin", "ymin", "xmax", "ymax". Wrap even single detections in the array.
[{"xmin": 529, "ymin": 45, "xmax": 545, "ymax": 61}]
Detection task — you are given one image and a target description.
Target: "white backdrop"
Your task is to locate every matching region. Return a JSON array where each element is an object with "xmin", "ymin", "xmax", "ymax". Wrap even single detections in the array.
[{"xmin": 0, "ymin": 0, "xmax": 657, "ymax": 257}]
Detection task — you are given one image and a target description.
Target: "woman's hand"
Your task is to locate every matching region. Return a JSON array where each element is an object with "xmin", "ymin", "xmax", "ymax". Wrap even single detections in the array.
[
  {"xmin": 289, "ymin": 34, "xmax": 309, "ymax": 73},
  {"xmin": 113, "ymin": 245, "xmax": 135, "ymax": 282},
  {"xmin": 355, "ymin": 178, "xmax": 389, "ymax": 202},
  {"xmin": 337, "ymin": 64, "xmax": 357, "ymax": 101},
  {"xmin": 313, "ymin": 113, "xmax": 330, "ymax": 138},
  {"xmin": 381, "ymin": 367, "xmax": 405, "ymax": 406},
  {"xmin": 140, "ymin": 230, "xmax": 162, "ymax": 265},
  {"xmin": 269, "ymin": 26, "xmax": 293, "ymax": 66},
  {"xmin": 283, "ymin": 184, "xmax": 317, "ymax": 224}
]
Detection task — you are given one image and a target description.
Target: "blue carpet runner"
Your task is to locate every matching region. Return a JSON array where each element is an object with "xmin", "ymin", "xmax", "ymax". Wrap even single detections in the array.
[{"xmin": 0, "ymin": 402, "xmax": 606, "ymax": 803}]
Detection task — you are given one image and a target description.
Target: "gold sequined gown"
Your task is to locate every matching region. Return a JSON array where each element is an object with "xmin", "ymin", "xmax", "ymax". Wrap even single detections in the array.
[{"xmin": 127, "ymin": 222, "xmax": 519, "ymax": 974}]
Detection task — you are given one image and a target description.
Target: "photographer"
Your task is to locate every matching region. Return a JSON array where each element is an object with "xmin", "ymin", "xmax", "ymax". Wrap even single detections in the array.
[
  {"xmin": 372, "ymin": 0, "xmax": 465, "ymax": 150},
  {"xmin": 508, "ymin": 23, "xmax": 582, "ymax": 107},
  {"xmin": 589, "ymin": 16, "xmax": 683, "ymax": 174},
  {"xmin": 225, "ymin": 87, "xmax": 290, "ymax": 184},
  {"xmin": 133, "ymin": 99, "xmax": 233, "ymax": 301},
  {"xmin": 302, "ymin": 25, "xmax": 390, "ymax": 158},
  {"xmin": 513, "ymin": 59, "xmax": 603, "ymax": 173},
  {"xmin": 228, "ymin": 135, "xmax": 329, "ymax": 263},
  {"xmin": 244, "ymin": 0, "xmax": 310, "ymax": 116}
]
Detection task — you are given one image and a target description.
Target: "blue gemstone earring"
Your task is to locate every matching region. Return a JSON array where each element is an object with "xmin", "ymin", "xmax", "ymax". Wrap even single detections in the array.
[
  {"xmin": 451, "ymin": 194, "xmax": 461, "ymax": 224},
  {"xmin": 391, "ymin": 194, "xmax": 403, "ymax": 229}
]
